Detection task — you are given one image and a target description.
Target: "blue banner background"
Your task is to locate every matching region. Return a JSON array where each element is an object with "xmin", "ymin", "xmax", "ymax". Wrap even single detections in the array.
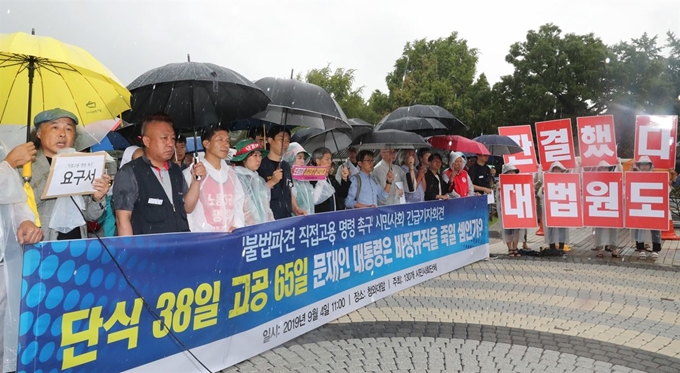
[{"xmin": 17, "ymin": 197, "xmax": 488, "ymax": 373}]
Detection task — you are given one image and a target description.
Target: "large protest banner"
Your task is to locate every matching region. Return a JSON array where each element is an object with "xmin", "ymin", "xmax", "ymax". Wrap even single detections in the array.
[{"xmin": 17, "ymin": 197, "xmax": 489, "ymax": 372}]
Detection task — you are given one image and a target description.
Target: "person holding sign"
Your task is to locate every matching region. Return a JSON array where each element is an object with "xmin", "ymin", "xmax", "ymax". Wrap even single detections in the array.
[
  {"xmin": 345, "ymin": 150, "xmax": 390, "ymax": 209},
  {"xmin": 29, "ymin": 108, "xmax": 111, "ymax": 241},
  {"xmin": 113, "ymin": 113, "xmax": 189, "ymax": 236},
  {"xmin": 232, "ymin": 140, "xmax": 275, "ymax": 225},
  {"xmin": 593, "ymin": 160, "xmax": 622, "ymax": 258},
  {"xmin": 183, "ymin": 125, "xmax": 245, "ymax": 233},
  {"xmin": 309, "ymin": 147, "xmax": 350, "ymax": 213},
  {"xmin": 499, "ymin": 163, "xmax": 525, "ymax": 257},
  {"xmin": 540, "ymin": 161, "xmax": 570, "ymax": 253},
  {"xmin": 631, "ymin": 156, "xmax": 662, "ymax": 259},
  {"xmin": 282, "ymin": 142, "xmax": 315, "ymax": 216}
]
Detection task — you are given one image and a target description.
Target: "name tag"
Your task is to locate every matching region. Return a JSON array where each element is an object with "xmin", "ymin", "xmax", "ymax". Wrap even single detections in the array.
[{"xmin": 148, "ymin": 198, "xmax": 163, "ymax": 206}]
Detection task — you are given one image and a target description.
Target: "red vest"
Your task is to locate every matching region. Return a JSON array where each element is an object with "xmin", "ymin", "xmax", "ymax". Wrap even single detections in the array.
[{"xmin": 448, "ymin": 169, "xmax": 470, "ymax": 197}]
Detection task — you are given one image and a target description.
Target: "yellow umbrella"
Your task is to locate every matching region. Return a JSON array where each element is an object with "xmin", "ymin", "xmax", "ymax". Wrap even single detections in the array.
[{"xmin": 0, "ymin": 30, "xmax": 131, "ymax": 226}]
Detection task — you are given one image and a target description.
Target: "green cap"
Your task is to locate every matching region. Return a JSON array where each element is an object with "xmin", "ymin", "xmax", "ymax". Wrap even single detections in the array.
[
  {"xmin": 34, "ymin": 108, "xmax": 79, "ymax": 128},
  {"xmin": 232, "ymin": 139, "xmax": 267, "ymax": 162}
]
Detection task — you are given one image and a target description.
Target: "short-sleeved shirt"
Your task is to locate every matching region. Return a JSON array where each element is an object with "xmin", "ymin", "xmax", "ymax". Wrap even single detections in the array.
[
  {"xmin": 113, "ymin": 155, "xmax": 187, "ymax": 212},
  {"xmin": 257, "ymin": 157, "xmax": 293, "ymax": 220},
  {"xmin": 467, "ymin": 162, "xmax": 493, "ymax": 189}
]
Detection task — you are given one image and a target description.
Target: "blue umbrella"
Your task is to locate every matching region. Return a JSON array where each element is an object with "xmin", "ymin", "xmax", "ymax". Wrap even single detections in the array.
[{"xmin": 91, "ymin": 132, "xmax": 130, "ymax": 151}]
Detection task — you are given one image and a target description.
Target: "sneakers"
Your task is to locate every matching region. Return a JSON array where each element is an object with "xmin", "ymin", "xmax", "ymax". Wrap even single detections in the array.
[
  {"xmin": 639, "ymin": 251, "xmax": 647, "ymax": 259},
  {"xmin": 651, "ymin": 252, "xmax": 659, "ymax": 259}
]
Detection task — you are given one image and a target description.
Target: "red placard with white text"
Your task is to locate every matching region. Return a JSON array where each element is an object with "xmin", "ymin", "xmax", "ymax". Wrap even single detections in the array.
[
  {"xmin": 535, "ymin": 119, "xmax": 576, "ymax": 171},
  {"xmin": 499, "ymin": 174, "xmax": 537, "ymax": 229},
  {"xmin": 498, "ymin": 125, "xmax": 538, "ymax": 173},
  {"xmin": 624, "ymin": 172, "xmax": 669, "ymax": 230},
  {"xmin": 582, "ymin": 172, "xmax": 624, "ymax": 228},
  {"xmin": 634, "ymin": 115, "xmax": 678, "ymax": 170},
  {"xmin": 543, "ymin": 173, "xmax": 583, "ymax": 228},
  {"xmin": 577, "ymin": 115, "xmax": 618, "ymax": 168}
]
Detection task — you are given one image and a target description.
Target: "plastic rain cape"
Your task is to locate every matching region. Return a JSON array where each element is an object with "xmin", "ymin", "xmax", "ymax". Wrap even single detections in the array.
[
  {"xmin": 233, "ymin": 166, "xmax": 274, "ymax": 225},
  {"xmin": 0, "ymin": 140, "xmax": 35, "ymax": 371}
]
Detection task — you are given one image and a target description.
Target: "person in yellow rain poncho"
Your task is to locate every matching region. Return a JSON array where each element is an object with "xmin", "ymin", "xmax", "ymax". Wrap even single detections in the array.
[
  {"xmin": 0, "ymin": 140, "xmax": 43, "ymax": 372},
  {"xmin": 28, "ymin": 108, "xmax": 111, "ymax": 241},
  {"xmin": 183, "ymin": 125, "xmax": 246, "ymax": 233}
]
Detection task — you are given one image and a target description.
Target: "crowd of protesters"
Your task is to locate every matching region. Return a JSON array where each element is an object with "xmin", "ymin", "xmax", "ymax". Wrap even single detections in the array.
[{"xmin": 0, "ymin": 109, "xmax": 671, "ymax": 264}]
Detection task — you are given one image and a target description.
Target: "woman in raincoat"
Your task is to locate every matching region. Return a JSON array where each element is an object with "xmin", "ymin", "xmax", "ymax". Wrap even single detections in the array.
[
  {"xmin": 499, "ymin": 163, "xmax": 525, "ymax": 256},
  {"xmin": 443, "ymin": 151, "xmax": 476, "ymax": 198},
  {"xmin": 282, "ymin": 142, "xmax": 314, "ymax": 216},
  {"xmin": 183, "ymin": 125, "xmax": 246, "ymax": 232},
  {"xmin": 593, "ymin": 160, "xmax": 621, "ymax": 258},
  {"xmin": 540, "ymin": 161, "xmax": 570, "ymax": 252},
  {"xmin": 631, "ymin": 156, "xmax": 662, "ymax": 259},
  {"xmin": 309, "ymin": 147, "xmax": 350, "ymax": 212},
  {"xmin": 232, "ymin": 140, "xmax": 275, "ymax": 225}
]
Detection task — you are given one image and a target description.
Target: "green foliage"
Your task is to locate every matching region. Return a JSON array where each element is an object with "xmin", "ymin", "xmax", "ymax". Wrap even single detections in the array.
[
  {"xmin": 381, "ymin": 32, "xmax": 480, "ymax": 134},
  {"xmin": 297, "ymin": 25, "xmax": 679, "ymax": 151},
  {"xmin": 493, "ymin": 24, "xmax": 610, "ymax": 127},
  {"xmin": 299, "ymin": 64, "xmax": 380, "ymax": 124}
]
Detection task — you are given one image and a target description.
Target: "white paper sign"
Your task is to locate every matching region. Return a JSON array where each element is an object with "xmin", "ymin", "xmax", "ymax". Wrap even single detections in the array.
[
  {"xmin": 42, "ymin": 152, "xmax": 107, "ymax": 199},
  {"xmin": 395, "ymin": 181, "xmax": 406, "ymax": 204},
  {"xmin": 487, "ymin": 191, "xmax": 495, "ymax": 205}
]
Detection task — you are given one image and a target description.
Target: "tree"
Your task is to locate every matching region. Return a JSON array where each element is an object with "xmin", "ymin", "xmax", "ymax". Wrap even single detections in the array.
[
  {"xmin": 381, "ymin": 32, "xmax": 479, "ymax": 132},
  {"xmin": 604, "ymin": 32, "xmax": 679, "ymax": 157},
  {"xmin": 298, "ymin": 64, "xmax": 380, "ymax": 123},
  {"xmin": 492, "ymin": 24, "xmax": 610, "ymax": 129}
]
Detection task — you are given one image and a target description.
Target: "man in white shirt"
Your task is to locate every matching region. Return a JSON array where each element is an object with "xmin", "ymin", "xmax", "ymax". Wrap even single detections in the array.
[{"xmin": 372, "ymin": 149, "xmax": 410, "ymax": 206}]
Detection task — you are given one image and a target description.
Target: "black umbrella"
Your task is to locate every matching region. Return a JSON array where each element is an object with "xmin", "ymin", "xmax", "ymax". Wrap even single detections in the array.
[
  {"xmin": 347, "ymin": 118, "xmax": 374, "ymax": 140},
  {"xmin": 251, "ymin": 77, "xmax": 351, "ymax": 130},
  {"xmin": 378, "ymin": 104, "xmax": 466, "ymax": 132},
  {"xmin": 291, "ymin": 128, "xmax": 353, "ymax": 154},
  {"xmin": 125, "ymin": 59, "xmax": 271, "ymax": 159},
  {"xmin": 472, "ymin": 134, "xmax": 523, "ymax": 155},
  {"xmin": 375, "ymin": 116, "xmax": 448, "ymax": 137},
  {"xmin": 353, "ymin": 129, "xmax": 430, "ymax": 150}
]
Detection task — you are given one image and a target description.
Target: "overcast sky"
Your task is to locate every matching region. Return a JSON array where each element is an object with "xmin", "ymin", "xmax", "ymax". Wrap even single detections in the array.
[{"xmin": 2, "ymin": 0, "xmax": 678, "ymax": 100}]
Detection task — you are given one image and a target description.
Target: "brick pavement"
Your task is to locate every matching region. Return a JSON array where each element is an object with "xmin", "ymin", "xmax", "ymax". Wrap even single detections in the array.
[
  {"xmin": 222, "ymin": 258, "xmax": 680, "ymax": 373},
  {"xmin": 489, "ymin": 226, "xmax": 680, "ymax": 267}
]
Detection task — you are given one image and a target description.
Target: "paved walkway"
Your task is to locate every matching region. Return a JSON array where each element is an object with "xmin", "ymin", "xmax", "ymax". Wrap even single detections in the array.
[
  {"xmin": 489, "ymin": 226, "xmax": 680, "ymax": 267},
  {"xmin": 223, "ymin": 228, "xmax": 680, "ymax": 373}
]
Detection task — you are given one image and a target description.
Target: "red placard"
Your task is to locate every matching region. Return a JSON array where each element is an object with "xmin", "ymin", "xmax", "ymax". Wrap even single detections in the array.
[
  {"xmin": 499, "ymin": 174, "xmax": 537, "ymax": 229},
  {"xmin": 577, "ymin": 115, "xmax": 618, "ymax": 168},
  {"xmin": 624, "ymin": 172, "xmax": 669, "ymax": 230},
  {"xmin": 543, "ymin": 173, "xmax": 583, "ymax": 228},
  {"xmin": 498, "ymin": 125, "xmax": 538, "ymax": 173},
  {"xmin": 582, "ymin": 172, "xmax": 624, "ymax": 228},
  {"xmin": 535, "ymin": 119, "xmax": 576, "ymax": 171},
  {"xmin": 634, "ymin": 115, "xmax": 678, "ymax": 170}
]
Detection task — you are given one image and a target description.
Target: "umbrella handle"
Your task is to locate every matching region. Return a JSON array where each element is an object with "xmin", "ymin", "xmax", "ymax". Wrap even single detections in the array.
[
  {"xmin": 193, "ymin": 156, "xmax": 201, "ymax": 181},
  {"xmin": 22, "ymin": 161, "xmax": 32, "ymax": 182}
]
